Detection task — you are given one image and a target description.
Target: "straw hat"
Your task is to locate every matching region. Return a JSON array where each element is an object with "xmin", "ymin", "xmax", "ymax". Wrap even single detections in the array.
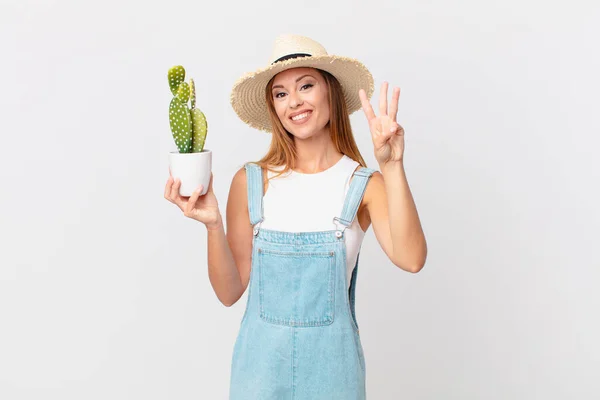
[{"xmin": 230, "ymin": 34, "xmax": 374, "ymax": 133}]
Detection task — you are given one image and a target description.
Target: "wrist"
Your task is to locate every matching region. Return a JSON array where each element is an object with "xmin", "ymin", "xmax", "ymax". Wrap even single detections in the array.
[
  {"xmin": 205, "ymin": 214, "xmax": 223, "ymax": 232},
  {"xmin": 379, "ymin": 160, "xmax": 404, "ymax": 173}
]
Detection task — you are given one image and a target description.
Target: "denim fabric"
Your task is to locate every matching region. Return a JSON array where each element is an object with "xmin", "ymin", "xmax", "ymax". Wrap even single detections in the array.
[{"xmin": 229, "ymin": 162, "xmax": 376, "ymax": 400}]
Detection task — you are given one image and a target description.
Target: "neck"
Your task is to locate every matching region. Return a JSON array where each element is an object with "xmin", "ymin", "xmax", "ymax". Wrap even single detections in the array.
[{"xmin": 292, "ymin": 126, "xmax": 343, "ymax": 173}]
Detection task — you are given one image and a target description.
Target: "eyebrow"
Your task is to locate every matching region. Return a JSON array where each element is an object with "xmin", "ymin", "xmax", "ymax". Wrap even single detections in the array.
[{"xmin": 272, "ymin": 74, "xmax": 314, "ymax": 90}]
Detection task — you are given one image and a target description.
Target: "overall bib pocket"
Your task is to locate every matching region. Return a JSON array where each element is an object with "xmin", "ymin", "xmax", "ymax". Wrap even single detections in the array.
[{"xmin": 257, "ymin": 248, "xmax": 335, "ymax": 327}]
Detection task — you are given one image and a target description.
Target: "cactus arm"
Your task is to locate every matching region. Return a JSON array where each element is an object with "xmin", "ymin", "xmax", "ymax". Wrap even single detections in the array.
[
  {"xmin": 191, "ymin": 108, "xmax": 208, "ymax": 152},
  {"xmin": 189, "ymin": 78, "xmax": 207, "ymax": 152},
  {"xmin": 169, "ymin": 97, "xmax": 192, "ymax": 153},
  {"xmin": 176, "ymin": 82, "xmax": 190, "ymax": 104},
  {"xmin": 190, "ymin": 78, "xmax": 196, "ymax": 110},
  {"xmin": 168, "ymin": 65, "xmax": 185, "ymax": 97}
]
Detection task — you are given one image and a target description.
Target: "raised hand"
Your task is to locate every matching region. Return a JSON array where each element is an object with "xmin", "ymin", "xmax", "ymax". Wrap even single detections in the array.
[{"xmin": 359, "ymin": 82, "xmax": 405, "ymax": 165}]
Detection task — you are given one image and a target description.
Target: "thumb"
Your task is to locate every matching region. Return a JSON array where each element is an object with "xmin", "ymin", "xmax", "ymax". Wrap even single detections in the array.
[
  {"xmin": 207, "ymin": 172, "xmax": 214, "ymax": 193},
  {"xmin": 185, "ymin": 185, "xmax": 204, "ymax": 216}
]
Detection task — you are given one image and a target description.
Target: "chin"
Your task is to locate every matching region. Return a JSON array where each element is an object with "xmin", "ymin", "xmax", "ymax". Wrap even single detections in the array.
[
  {"xmin": 286, "ymin": 122, "xmax": 327, "ymax": 139},
  {"xmin": 288, "ymin": 128, "xmax": 317, "ymax": 140}
]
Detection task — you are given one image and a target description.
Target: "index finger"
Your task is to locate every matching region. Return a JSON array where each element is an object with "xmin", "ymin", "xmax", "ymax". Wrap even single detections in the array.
[{"xmin": 359, "ymin": 89, "xmax": 376, "ymax": 121}]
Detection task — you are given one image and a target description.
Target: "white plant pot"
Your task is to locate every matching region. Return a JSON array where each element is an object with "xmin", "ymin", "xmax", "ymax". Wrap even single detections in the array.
[{"xmin": 168, "ymin": 149, "xmax": 212, "ymax": 197}]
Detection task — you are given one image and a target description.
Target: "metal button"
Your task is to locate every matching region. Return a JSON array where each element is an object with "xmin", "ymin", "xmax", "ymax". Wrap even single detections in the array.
[
  {"xmin": 335, "ymin": 230, "xmax": 343, "ymax": 238},
  {"xmin": 253, "ymin": 229, "xmax": 259, "ymax": 236}
]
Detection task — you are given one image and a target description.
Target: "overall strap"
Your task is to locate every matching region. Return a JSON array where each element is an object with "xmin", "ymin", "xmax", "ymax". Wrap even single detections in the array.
[
  {"xmin": 334, "ymin": 166, "xmax": 377, "ymax": 229},
  {"xmin": 244, "ymin": 163, "xmax": 264, "ymax": 226}
]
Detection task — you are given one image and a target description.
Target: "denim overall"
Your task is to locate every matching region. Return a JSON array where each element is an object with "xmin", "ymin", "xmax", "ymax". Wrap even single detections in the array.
[{"xmin": 229, "ymin": 162, "xmax": 376, "ymax": 400}]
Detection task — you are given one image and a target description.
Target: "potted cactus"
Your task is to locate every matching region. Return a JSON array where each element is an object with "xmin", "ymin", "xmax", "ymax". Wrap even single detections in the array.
[{"xmin": 167, "ymin": 65, "xmax": 211, "ymax": 197}]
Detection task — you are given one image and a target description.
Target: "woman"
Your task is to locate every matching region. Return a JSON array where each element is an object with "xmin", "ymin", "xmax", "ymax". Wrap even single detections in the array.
[{"xmin": 165, "ymin": 34, "xmax": 427, "ymax": 399}]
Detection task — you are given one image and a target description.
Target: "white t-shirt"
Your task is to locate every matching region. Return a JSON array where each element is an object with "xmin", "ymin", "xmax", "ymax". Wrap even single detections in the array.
[{"xmin": 259, "ymin": 155, "xmax": 366, "ymax": 290}]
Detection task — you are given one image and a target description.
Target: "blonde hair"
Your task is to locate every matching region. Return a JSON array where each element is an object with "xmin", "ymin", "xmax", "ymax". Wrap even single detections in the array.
[{"xmin": 254, "ymin": 68, "xmax": 367, "ymax": 180}]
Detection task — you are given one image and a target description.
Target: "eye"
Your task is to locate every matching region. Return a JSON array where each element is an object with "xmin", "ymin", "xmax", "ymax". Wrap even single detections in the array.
[{"xmin": 273, "ymin": 83, "xmax": 313, "ymax": 99}]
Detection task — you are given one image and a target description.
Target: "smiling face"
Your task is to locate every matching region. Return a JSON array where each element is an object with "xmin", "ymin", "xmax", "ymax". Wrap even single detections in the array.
[{"xmin": 269, "ymin": 67, "xmax": 330, "ymax": 140}]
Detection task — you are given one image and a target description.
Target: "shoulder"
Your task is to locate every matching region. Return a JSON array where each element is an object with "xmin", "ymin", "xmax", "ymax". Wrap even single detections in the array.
[
  {"xmin": 232, "ymin": 162, "xmax": 269, "ymax": 194},
  {"xmin": 229, "ymin": 166, "xmax": 248, "ymax": 204},
  {"xmin": 232, "ymin": 165, "xmax": 247, "ymax": 183},
  {"xmin": 361, "ymin": 169, "xmax": 384, "ymax": 212},
  {"xmin": 352, "ymin": 167, "xmax": 381, "ymax": 229}
]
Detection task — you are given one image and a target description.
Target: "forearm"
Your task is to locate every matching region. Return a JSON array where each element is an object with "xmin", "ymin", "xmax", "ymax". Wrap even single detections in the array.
[
  {"xmin": 206, "ymin": 215, "xmax": 243, "ymax": 306},
  {"xmin": 380, "ymin": 161, "xmax": 427, "ymax": 272}
]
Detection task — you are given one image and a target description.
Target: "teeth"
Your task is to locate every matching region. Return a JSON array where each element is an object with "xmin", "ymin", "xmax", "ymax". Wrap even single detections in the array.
[{"xmin": 291, "ymin": 111, "xmax": 311, "ymax": 121}]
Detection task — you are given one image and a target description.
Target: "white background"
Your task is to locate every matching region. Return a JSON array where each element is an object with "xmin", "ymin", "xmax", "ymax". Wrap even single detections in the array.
[{"xmin": 1, "ymin": 0, "xmax": 599, "ymax": 398}]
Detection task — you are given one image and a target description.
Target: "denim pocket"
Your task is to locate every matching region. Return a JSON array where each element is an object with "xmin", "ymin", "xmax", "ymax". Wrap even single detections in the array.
[{"xmin": 257, "ymin": 248, "xmax": 335, "ymax": 327}]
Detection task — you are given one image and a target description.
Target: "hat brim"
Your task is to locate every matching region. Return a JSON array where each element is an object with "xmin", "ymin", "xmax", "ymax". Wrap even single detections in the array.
[{"xmin": 230, "ymin": 55, "xmax": 374, "ymax": 133}]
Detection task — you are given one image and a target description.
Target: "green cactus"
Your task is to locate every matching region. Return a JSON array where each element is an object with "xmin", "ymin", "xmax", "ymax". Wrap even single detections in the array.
[
  {"xmin": 167, "ymin": 65, "xmax": 208, "ymax": 153},
  {"xmin": 168, "ymin": 65, "xmax": 185, "ymax": 96}
]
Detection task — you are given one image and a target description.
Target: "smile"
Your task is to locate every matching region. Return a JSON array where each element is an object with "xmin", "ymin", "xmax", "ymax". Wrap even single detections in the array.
[{"xmin": 290, "ymin": 111, "xmax": 313, "ymax": 124}]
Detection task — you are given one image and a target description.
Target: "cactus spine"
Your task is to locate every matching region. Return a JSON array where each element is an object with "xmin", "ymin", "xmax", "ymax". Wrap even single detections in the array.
[{"xmin": 168, "ymin": 65, "xmax": 208, "ymax": 153}]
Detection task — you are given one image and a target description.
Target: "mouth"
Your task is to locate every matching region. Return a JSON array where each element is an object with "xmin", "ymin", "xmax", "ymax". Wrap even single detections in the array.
[{"xmin": 289, "ymin": 110, "xmax": 313, "ymax": 125}]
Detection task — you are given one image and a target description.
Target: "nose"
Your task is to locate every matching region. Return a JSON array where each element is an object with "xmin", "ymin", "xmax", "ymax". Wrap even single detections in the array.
[{"xmin": 288, "ymin": 90, "xmax": 303, "ymax": 109}]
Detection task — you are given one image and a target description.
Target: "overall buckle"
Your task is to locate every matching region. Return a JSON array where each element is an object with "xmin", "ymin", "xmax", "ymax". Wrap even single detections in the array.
[{"xmin": 332, "ymin": 217, "xmax": 347, "ymax": 238}]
